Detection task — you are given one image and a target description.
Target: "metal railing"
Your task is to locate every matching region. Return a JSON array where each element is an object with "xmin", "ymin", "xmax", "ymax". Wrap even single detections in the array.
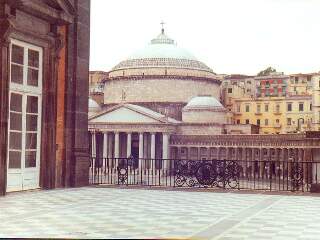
[{"xmin": 89, "ymin": 157, "xmax": 320, "ymax": 192}]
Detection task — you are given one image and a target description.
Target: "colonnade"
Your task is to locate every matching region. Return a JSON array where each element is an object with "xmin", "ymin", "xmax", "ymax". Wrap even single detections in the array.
[
  {"xmin": 174, "ymin": 146, "xmax": 306, "ymax": 162},
  {"xmin": 172, "ymin": 146, "xmax": 310, "ymax": 179},
  {"xmin": 90, "ymin": 131, "xmax": 170, "ymax": 163}
]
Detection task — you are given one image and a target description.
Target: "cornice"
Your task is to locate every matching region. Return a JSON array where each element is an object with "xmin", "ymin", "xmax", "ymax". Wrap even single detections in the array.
[{"xmin": 105, "ymin": 74, "xmax": 221, "ymax": 85}]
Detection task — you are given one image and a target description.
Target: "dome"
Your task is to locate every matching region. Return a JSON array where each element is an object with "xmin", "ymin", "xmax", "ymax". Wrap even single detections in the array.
[
  {"xmin": 112, "ymin": 29, "xmax": 213, "ymax": 73},
  {"xmin": 184, "ymin": 96, "xmax": 224, "ymax": 110},
  {"xmin": 182, "ymin": 95, "xmax": 227, "ymax": 124}
]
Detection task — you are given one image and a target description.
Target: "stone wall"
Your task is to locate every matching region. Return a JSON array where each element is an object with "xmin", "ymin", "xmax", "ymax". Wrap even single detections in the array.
[
  {"xmin": 176, "ymin": 124, "xmax": 224, "ymax": 135},
  {"xmin": 104, "ymin": 78, "xmax": 220, "ymax": 105},
  {"xmin": 224, "ymin": 124, "xmax": 259, "ymax": 134},
  {"xmin": 182, "ymin": 110, "xmax": 227, "ymax": 124}
]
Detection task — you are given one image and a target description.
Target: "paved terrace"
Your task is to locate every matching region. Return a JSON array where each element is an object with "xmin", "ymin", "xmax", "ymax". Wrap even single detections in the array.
[{"xmin": 1, "ymin": 187, "xmax": 320, "ymax": 239}]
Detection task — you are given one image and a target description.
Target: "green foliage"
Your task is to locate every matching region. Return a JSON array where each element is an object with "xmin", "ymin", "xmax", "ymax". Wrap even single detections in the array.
[{"xmin": 257, "ymin": 67, "xmax": 277, "ymax": 76}]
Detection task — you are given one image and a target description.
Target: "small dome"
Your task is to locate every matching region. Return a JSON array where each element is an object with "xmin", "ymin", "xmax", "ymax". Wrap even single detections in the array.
[
  {"xmin": 182, "ymin": 95, "xmax": 227, "ymax": 124},
  {"xmin": 89, "ymin": 98, "xmax": 101, "ymax": 112},
  {"xmin": 184, "ymin": 96, "xmax": 224, "ymax": 110}
]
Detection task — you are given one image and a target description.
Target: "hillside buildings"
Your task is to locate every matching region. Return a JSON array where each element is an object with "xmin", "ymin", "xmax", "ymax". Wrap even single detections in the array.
[{"xmin": 221, "ymin": 72, "xmax": 318, "ymax": 134}]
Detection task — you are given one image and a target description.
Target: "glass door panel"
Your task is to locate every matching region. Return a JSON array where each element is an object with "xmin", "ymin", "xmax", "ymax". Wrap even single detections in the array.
[
  {"xmin": 25, "ymin": 95, "xmax": 39, "ymax": 169},
  {"xmin": 8, "ymin": 93, "xmax": 23, "ymax": 170},
  {"xmin": 27, "ymin": 49, "xmax": 39, "ymax": 87}
]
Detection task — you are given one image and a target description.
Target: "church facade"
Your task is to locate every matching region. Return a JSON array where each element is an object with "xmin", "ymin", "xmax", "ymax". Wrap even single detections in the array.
[
  {"xmin": 0, "ymin": 0, "xmax": 90, "ymax": 195},
  {"xmin": 88, "ymin": 27, "xmax": 320, "ymax": 174}
]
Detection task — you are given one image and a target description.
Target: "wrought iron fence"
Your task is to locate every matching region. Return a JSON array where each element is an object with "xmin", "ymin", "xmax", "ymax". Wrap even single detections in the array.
[{"xmin": 89, "ymin": 157, "xmax": 320, "ymax": 192}]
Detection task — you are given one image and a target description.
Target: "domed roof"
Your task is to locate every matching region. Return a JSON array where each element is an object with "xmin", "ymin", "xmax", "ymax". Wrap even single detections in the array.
[
  {"xmin": 112, "ymin": 28, "xmax": 213, "ymax": 73},
  {"xmin": 89, "ymin": 98, "xmax": 101, "ymax": 111},
  {"xmin": 184, "ymin": 95, "xmax": 225, "ymax": 111}
]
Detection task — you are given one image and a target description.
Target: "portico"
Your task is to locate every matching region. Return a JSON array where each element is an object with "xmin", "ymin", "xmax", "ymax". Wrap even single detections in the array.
[{"xmin": 89, "ymin": 103, "xmax": 178, "ymax": 170}]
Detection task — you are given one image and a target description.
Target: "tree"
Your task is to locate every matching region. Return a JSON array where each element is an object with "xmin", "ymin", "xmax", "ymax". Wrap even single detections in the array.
[{"xmin": 257, "ymin": 67, "xmax": 277, "ymax": 76}]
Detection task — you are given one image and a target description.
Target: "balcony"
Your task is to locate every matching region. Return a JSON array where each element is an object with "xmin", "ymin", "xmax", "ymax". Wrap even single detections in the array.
[
  {"xmin": 274, "ymin": 123, "xmax": 282, "ymax": 128},
  {"xmin": 284, "ymin": 126, "xmax": 297, "ymax": 133},
  {"xmin": 273, "ymin": 111, "xmax": 282, "ymax": 115},
  {"xmin": 255, "ymin": 111, "xmax": 262, "ymax": 115}
]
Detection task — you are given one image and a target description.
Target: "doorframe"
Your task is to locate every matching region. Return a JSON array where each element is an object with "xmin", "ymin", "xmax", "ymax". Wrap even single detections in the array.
[{"xmin": 6, "ymin": 39, "xmax": 43, "ymax": 192}]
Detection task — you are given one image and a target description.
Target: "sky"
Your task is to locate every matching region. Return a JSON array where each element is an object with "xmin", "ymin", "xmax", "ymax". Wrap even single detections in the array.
[{"xmin": 90, "ymin": 0, "xmax": 320, "ymax": 75}]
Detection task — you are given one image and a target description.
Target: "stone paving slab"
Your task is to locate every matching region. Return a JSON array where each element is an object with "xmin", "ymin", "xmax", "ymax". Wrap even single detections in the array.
[{"xmin": 0, "ymin": 187, "xmax": 319, "ymax": 239}]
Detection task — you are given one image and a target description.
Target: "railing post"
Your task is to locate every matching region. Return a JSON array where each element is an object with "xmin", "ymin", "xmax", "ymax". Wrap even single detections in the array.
[
  {"xmin": 223, "ymin": 160, "xmax": 226, "ymax": 189},
  {"xmin": 269, "ymin": 161, "xmax": 272, "ymax": 191}
]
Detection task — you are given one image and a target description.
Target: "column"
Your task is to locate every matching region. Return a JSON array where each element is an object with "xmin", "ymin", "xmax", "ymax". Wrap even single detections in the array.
[
  {"xmin": 259, "ymin": 148, "xmax": 264, "ymax": 178},
  {"xmin": 91, "ymin": 131, "xmax": 96, "ymax": 157},
  {"xmin": 139, "ymin": 132, "xmax": 144, "ymax": 170},
  {"xmin": 288, "ymin": 148, "xmax": 293, "ymax": 180},
  {"xmin": 114, "ymin": 132, "xmax": 119, "ymax": 159},
  {"xmin": 127, "ymin": 132, "xmax": 132, "ymax": 158},
  {"xmin": 249, "ymin": 148, "xmax": 254, "ymax": 177},
  {"xmin": 281, "ymin": 148, "xmax": 287, "ymax": 180},
  {"xmin": 103, "ymin": 132, "xmax": 108, "ymax": 158},
  {"xmin": 266, "ymin": 148, "xmax": 271, "ymax": 177},
  {"xmin": 162, "ymin": 133, "xmax": 170, "ymax": 170},
  {"xmin": 151, "ymin": 132, "xmax": 156, "ymax": 171},
  {"xmin": 279, "ymin": 148, "xmax": 284, "ymax": 178},
  {"xmin": 103, "ymin": 132, "xmax": 108, "ymax": 169},
  {"xmin": 143, "ymin": 133, "xmax": 148, "ymax": 169}
]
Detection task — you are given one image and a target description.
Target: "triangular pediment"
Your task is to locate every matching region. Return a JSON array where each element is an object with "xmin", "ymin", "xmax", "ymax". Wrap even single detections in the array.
[{"xmin": 89, "ymin": 106, "xmax": 163, "ymax": 124}]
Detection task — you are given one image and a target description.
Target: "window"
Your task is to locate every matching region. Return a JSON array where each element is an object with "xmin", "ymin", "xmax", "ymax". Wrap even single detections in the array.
[
  {"xmin": 287, "ymin": 103, "xmax": 292, "ymax": 112},
  {"xmin": 310, "ymin": 103, "xmax": 312, "ymax": 111},
  {"xmin": 265, "ymin": 104, "xmax": 269, "ymax": 112},
  {"xmin": 276, "ymin": 119, "xmax": 280, "ymax": 123},
  {"xmin": 299, "ymin": 102, "xmax": 304, "ymax": 111},
  {"xmin": 236, "ymin": 119, "xmax": 240, "ymax": 124},
  {"xmin": 266, "ymin": 81, "xmax": 270, "ymax": 87},
  {"xmin": 236, "ymin": 104, "xmax": 240, "ymax": 112},
  {"xmin": 257, "ymin": 119, "xmax": 260, "ymax": 125},
  {"xmin": 307, "ymin": 76, "xmax": 311, "ymax": 82},
  {"xmin": 265, "ymin": 119, "xmax": 268, "ymax": 126},
  {"xmin": 245, "ymin": 119, "xmax": 250, "ymax": 124},
  {"xmin": 287, "ymin": 118, "xmax": 292, "ymax": 125},
  {"xmin": 265, "ymin": 89, "xmax": 270, "ymax": 96},
  {"xmin": 275, "ymin": 104, "xmax": 280, "ymax": 112},
  {"xmin": 228, "ymin": 88, "xmax": 232, "ymax": 93},
  {"xmin": 290, "ymin": 78, "xmax": 294, "ymax": 84},
  {"xmin": 257, "ymin": 105, "xmax": 261, "ymax": 113},
  {"xmin": 295, "ymin": 76, "xmax": 299, "ymax": 83},
  {"xmin": 245, "ymin": 104, "xmax": 250, "ymax": 112},
  {"xmin": 247, "ymin": 80, "xmax": 251, "ymax": 84},
  {"xmin": 274, "ymin": 87, "xmax": 278, "ymax": 95}
]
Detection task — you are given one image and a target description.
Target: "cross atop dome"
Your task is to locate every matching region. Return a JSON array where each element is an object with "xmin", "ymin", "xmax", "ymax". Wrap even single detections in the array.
[
  {"xmin": 160, "ymin": 21, "xmax": 165, "ymax": 34},
  {"xmin": 150, "ymin": 21, "xmax": 175, "ymax": 45}
]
